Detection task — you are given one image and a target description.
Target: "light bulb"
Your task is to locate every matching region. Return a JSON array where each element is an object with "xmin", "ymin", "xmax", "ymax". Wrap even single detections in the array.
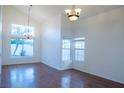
[
  {"xmin": 65, "ymin": 9, "xmax": 71, "ymax": 15},
  {"xmin": 75, "ymin": 8, "xmax": 81, "ymax": 15}
]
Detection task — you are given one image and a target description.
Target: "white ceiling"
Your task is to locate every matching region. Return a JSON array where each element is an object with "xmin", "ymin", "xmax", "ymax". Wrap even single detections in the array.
[{"xmin": 13, "ymin": 5, "xmax": 124, "ymax": 23}]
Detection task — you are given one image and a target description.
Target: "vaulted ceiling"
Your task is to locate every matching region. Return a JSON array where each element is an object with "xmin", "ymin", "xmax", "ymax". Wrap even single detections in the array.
[{"xmin": 13, "ymin": 5, "xmax": 124, "ymax": 23}]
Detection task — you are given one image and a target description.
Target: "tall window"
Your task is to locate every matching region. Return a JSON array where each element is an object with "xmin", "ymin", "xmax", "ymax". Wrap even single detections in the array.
[
  {"xmin": 11, "ymin": 24, "xmax": 34, "ymax": 57},
  {"xmin": 74, "ymin": 37, "xmax": 85, "ymax": 61},
  {"xmin": 62, "ymin": 39, "xmax": 71, "ymax": 61}
]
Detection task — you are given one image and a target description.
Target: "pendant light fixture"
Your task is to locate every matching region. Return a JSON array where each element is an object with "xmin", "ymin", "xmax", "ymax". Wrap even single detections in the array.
[
  {"xmin": 65, "ymin": 5, "xmax": 81, "ymax": 21},
  {"xmin": 24, "ymin": 5, "xmax": 33, "ymax": 39}
]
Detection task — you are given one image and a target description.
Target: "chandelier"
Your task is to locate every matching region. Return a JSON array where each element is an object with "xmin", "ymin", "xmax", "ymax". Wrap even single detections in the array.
[
  {"xmin": 65, "ymin": 5, "xmax": 81, "ymax": 21},
  {"xmin": 24, "ymin": 5, "xmax": 33, "ymax": 39}
]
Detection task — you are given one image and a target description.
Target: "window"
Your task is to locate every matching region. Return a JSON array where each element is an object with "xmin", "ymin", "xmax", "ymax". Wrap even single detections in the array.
[
  {"xmin": 74, "ymin": 37, "xmax": 85, "ymax": 61},
  {"xmin": 62, "ymin": 37, "xmax": 85, "ymax": 62},
  {"xmin": 62, "ymin": 39, "xmax": 71, "ymax": 61},
  {"xmin": 11, "ymin": 24, "xmax": 34, "ymax": 57}
]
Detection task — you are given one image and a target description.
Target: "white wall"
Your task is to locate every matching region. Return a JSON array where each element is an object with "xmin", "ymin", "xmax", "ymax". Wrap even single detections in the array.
[
  {"xmin": 41, "ymin": 14, "xmax": 61, "ymax": 70},
  {"xmin": 2, "ymin": 6, "xmax": 42, "ymax": 65},
  {"xmin": 0, "ymin": 6, "xmax": 2, "ymax": 74},
  {"xmin": 61, "ymin": 14, "xmax": 73, "ymax": 37},
  {"xmin": 73, "ymin": 7, "xmax": 124, "ymax": 84}
]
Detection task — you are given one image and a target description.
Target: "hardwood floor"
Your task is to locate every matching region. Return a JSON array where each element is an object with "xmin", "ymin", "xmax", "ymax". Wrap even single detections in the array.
[{"xmin": 0, "ymin": 63, "xmax": 124, "ymax": 88}]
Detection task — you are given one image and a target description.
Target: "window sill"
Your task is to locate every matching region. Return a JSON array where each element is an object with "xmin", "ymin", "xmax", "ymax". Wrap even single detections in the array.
[{"xmin": 11, "ymin": 56, "xmax": 34, "ymax": 59}]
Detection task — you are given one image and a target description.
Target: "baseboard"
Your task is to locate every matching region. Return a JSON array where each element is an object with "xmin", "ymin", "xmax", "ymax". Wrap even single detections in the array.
[
  {"xmin": 41, "ymin": 61, "xmax": 61, "ymax": 70},
  {"xmin": 2, "ymin": 61, "xmax": 42, "ymax": 66}
]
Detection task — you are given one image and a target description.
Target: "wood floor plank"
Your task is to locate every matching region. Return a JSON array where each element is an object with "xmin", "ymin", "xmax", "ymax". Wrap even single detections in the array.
[{"xmin": 0, "ymin": 63, "xmax": 124, "ymax": 88}]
